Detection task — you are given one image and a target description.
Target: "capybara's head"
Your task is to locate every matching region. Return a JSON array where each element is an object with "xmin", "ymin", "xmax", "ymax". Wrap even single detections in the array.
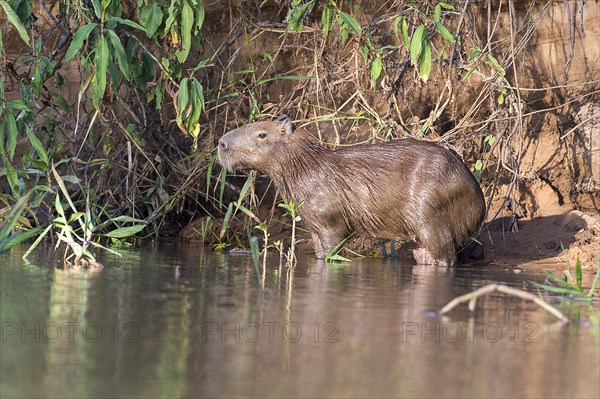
[{"xmin": 218, "ymin": 115, "xmax": 298, "ymax": 174}]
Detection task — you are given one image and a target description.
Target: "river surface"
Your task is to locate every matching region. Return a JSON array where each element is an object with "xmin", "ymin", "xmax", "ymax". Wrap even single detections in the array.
[{"xmin": 1, "ymin": 244, "xmax": 599, "ymax": 398}]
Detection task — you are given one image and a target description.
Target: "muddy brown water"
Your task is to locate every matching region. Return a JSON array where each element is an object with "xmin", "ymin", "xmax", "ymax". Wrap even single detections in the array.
[{"xmin": 1, "ymin": 245, "xmax": 598, "ymax": 399}]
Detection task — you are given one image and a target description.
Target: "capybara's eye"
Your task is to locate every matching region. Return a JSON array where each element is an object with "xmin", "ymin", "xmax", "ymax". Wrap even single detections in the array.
[{"xmin": 257, "ymin": 133, "xmax": 267, "ymax": 139}]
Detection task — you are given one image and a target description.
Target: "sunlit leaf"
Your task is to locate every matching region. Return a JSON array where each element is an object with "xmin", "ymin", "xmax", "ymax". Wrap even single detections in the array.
[
  {"xmin": 435, "ymin": 22, "xmax": 455, "ymax": 44},
  {"xmin": 140, "ymin": 4, "xmax": 163, "ymax": 38},
  {"xmin": 220, "ymin": 202, "xmax": 234, "ymax": 238},
  {"xmin": 176, "ymin": 2, "xmax": 193, "ymax": 63},
  {"xmin": 64, "ymin": 23, "xmax": 97, "ymax": 63},
  {"xmin": 106, "ymin": 29, "xmax": 129, "ymax": 80},
  {"xmin": 418, "ymin": 39, "xmax": 432, "ymax": 82},
  {"xmin": 338, "ymin": 11, "xmax": 361, "ymax": 34},
  {"xmin": 370, "ymin": 54, "xmax": 383, "ymax": 88},
  {"xmin": 462, "ymin": 65, "xmax": 478, "ymax": 81},
  {"xmin": 26, "ymin": 127, "xmax": 49, "ymax": 166},
  {"xmin": 322, "ymin": 2, "xmax": 335, "ymax": 37},
  {"xmin": 0, "ymin": 0, "xmax": 30, "ymax": 45},
  {"xmin": 109, "ymin": 17, "xmax": 146, "ymax": 32},
  {"xmin": 176, "ymin": 77, "xmax": 189, "ymax": 126},
  {"xmin": 6, "ymin": 112, "xmax": 17, "ymax": 160},
  {"xmin": 93, "ymin": 36, "xmax": 109, "ymax": 107},
  {"xmin": 410, "ymin": 25, "xmax": 425, "ymax": 66},
  {"xmin": 487, "ymin": 53, "xmax": 505, "ymax": 77},
  {"xmin": 434, "ymin": 4, "xmax": 441, "ymax": 23},
  {"xmin": 105, "ymin": 224, "xmax": 146, "ymax": 238},
  {"xmin": 401, "ymin": 17, "xmax": 409, "ymax": 49},
  {"xmin": 196, "ymin": 1, "xmax": 205, "ymax": 30}
]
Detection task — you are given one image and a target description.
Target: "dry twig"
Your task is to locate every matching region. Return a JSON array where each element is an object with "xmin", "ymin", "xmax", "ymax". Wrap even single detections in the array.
[{"xmin": 439, "ymin": 284, "xmax": 569, "ymax": 323}]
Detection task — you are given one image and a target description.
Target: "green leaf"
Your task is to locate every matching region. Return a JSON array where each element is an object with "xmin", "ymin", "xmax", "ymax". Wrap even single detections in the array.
[
  {"xmin": 370, "ymin": 54, "xmax": 382, "ymax": 88},
  {"xmin": 410, "ymin": 25, "xmax": 425, "ymax": 66},
  {"xmin": 196, "ymin": 1, "xmax": 205, "ymax": 30},
  {"xmin": 322, "ymin": 2, "xmax": 335, "ymax": 37},
  {"xmin": 90, "ymin": 0, "xmax": 102, "ymax": 19},
  {"xmin": 54, "ymin": 193, "xmax": 65, "ymax": 218},
  {"xmin": 0, "ymin": 120, "xmax": 5, "ymax": 155},
  {"xmin": 435, "ymin": 22, "xmax": 455, "ymax": 44},
  {"xmin": 60, "ymin": 175, "xmax": 81, "ymax": 184},
  {"xmin": 575, "ymin": 257, "xmax": 583, "ymax": 290},
  {"xmin": 176, "ymin": 2, "xmax": 193, "ymax": 63},
  {"xmin": 6, "ymin": 112, "xmax": 17, "ymax": 160},
  {"xmin": 106, "ymin": 29, "xmax": 128, "ymax": 79},
  {"xmin": 105, "ymin": 224, "xmax": 146, "ymax": 238},
  {"xmin": 393, "ymin": 16, "xmax": 402, "ymax": 37},
  {"xmin": 434, "ymin": 4, "xmax": 441, "ymax": 23},
  {"xmin": 326, "ymin": 253, "xmax": 351, "ymax": 263},
  {"xmin": 205, "ymin": 152, "xmax": 216, "ymax": 199},
  {"xmin": 484, "ymin": 135, "xmax": 496, "ymax": 146},
  {"xmin": 109, "ymin": 17, "xmax": 146, "ymax": 32},
  {"xmin": 545, "ymin": 271, "xmax": 579, "ymax": 291},
  {"xmin": 497, "ymin": 91, "xmax": 505, "ymax": 105},
  {"xmin": 401, "ymin": 17, "xmax": 409, "ymax": 49},
  {"xmin": 176, "ymin": 77, "xmax": 189, "ymax": 126},
  {"xmin": 110, "ymin": 216, "xmax": 147, "ymax": 223},
  {"xmin": 64, "ymin": 23, "xmax": 97, "ymax": 63},
  {"xmin": 187, "ymin": 78, "xmax": 204, "ymax": 135},
  {"xmin": 4, "ymin": 158, "xmax": 19, "ymax": 196},
  {"xmin": 533, "ymin": 283, "xmax": 583, "ymax": 296},
  {"xmin": 25, "ymin": 127, "xmax": 49, "ymax": 165},
  {"xmin": 8, "ymin": 100, "xmax": 32, "ymax": 111},
  {"xmin": 163, "ymin": 1, "xmax": 177, "ymax": 36},
  {"xmin": 93, "ymin": 36, "xmax": 109, "ymax": 107},
  {"xmin": 0, "ymin": 0, "xmax": 30, "ymax": 45},
  {"xmin": 358, "ymin": 45, "xmax": 369, "ymax": 62},
  {"xmin": 469, "ymin": 47, "xmax": 482, "ymax": 59},
  {"xmin": 140, "ymin": 4, "xmax": 163, "ymax": 38},
  {"xmin": 338, "ymin": 11, "xmax": 361, "ymax": 34},
  {"xmin": 220, "ymin": 202, "xmax": 234, "ymax": 238},
  {"xmin": 487, "ymin": 53, "xmax": 505, "ymax": 77},
  {"xmin": 462, "ymin": 65, "xmax": 478, "ymax": 80},
  {"xmin": 418, "ymin": 39, "xmax": 432, "ymax": 82}
]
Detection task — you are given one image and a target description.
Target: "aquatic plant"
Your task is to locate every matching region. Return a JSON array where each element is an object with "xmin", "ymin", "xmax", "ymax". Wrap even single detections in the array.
[
  {"xmin": 278, "ymin": 199, "xmax": 303, "ymax": 266},
  {"xmin": 0, "ymin": 194, "xmax": 40, "ymax": 254},
  {"xmin": 534, "ymin": 258, "xmax": 600, "ymax": 302}
]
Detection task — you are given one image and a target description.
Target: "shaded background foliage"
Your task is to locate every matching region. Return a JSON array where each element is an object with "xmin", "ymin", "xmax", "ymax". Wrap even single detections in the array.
[{"xmin": 0, "ymin": 1, "xmax": 598, "ymax": 260}]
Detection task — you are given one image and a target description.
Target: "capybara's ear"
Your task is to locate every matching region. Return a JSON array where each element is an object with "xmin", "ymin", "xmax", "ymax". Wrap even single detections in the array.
[{"xmin": 276, "ymin": 114, "xmax": 294, "ymax": 135}]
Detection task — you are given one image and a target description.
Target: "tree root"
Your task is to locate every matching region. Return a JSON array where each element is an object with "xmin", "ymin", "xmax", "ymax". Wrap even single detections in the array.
[{"xmin": 439, "ymin": 284, "xmax": 569, "ymax": 323}]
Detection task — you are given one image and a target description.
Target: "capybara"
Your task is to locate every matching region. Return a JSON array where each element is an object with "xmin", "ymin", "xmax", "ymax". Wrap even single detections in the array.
[{"xmin": 218, "ymin": 115, "xmax": 485, "ymax": 266}]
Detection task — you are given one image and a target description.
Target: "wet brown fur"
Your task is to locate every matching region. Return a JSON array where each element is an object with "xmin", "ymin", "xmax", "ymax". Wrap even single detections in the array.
[{"xmin": 218, "ymin": 117, "xmax": 486, "ymax": 266}]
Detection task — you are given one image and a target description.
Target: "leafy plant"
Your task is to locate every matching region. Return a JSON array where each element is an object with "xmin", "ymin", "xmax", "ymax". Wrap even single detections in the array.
[
  {"xmin": 325, "ymin": 236, "xmax": 352, "ymax": 263},
  {"xmin": 0, "ymin": 194, "xmax": 40, "ymax": 253},
  {"xmin": 278, "ymin": 199, "xmax": 304, "ymax": 266},
  {"xmin": 535, "ymin": 258, "xmax": 600, "ymax": 302}
]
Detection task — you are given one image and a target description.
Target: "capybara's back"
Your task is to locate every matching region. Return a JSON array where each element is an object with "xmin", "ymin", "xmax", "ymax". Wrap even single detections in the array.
[{"xmin": 218, "ymin": 116, "xmax": 485, "ymax": 266}]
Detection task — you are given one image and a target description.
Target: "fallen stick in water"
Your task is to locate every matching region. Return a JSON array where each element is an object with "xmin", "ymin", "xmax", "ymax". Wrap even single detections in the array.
[{"xmin": 439, "ymin": 284, "xmax": 569, "ymax": 323}]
